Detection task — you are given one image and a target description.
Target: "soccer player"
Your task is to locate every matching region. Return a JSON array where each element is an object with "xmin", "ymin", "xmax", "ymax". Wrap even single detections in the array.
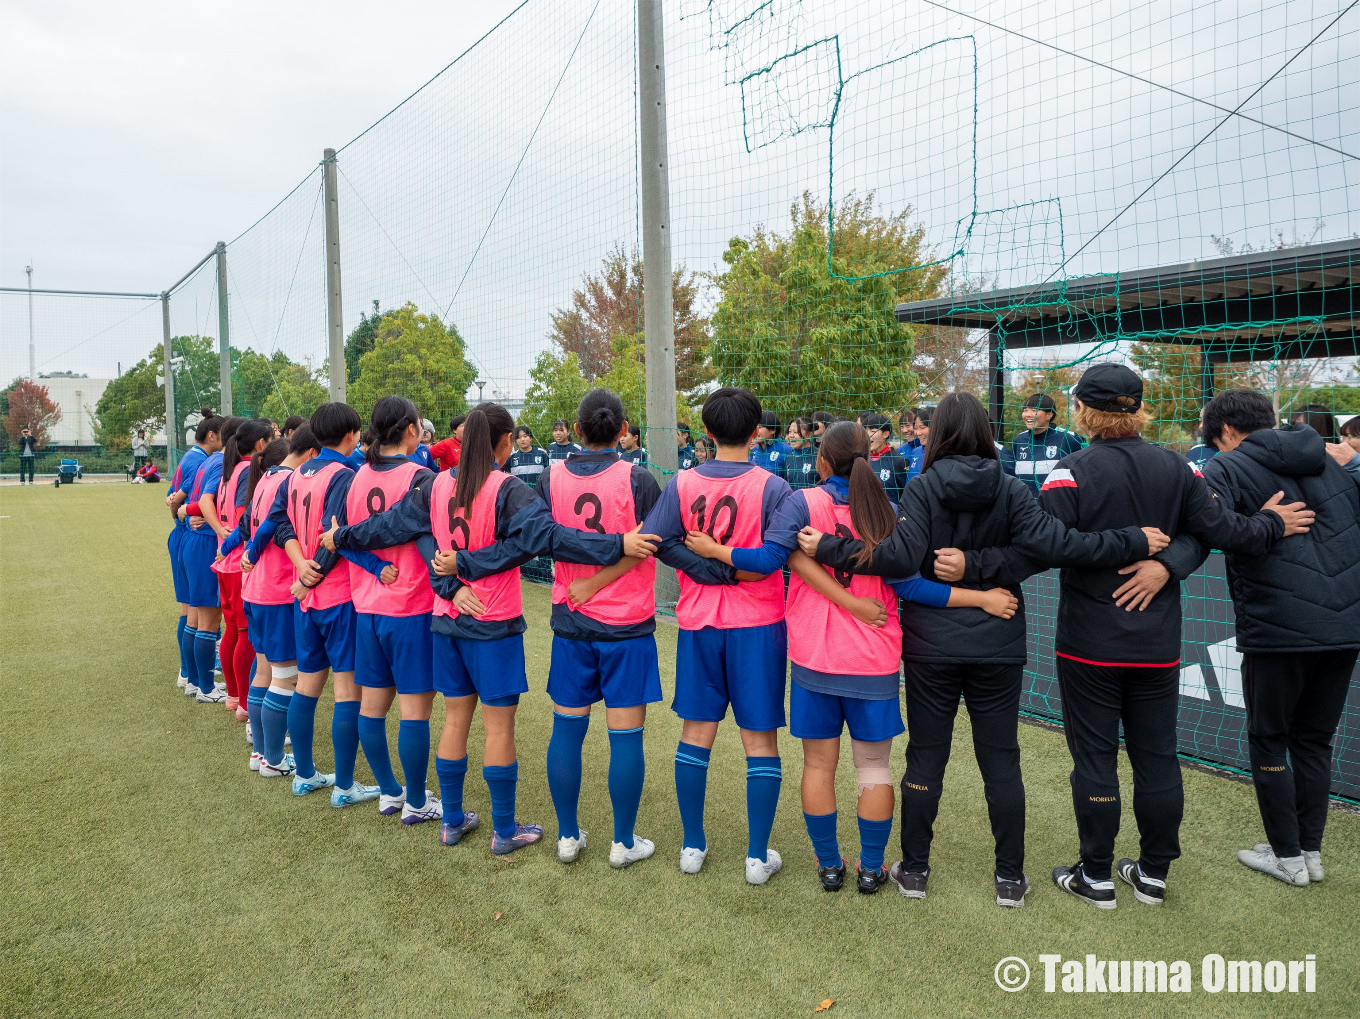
[
  {"xmin": 177, "ymin": 414, "xmax": 226, "ymax": 700},
  {"xmin": 806, "ymin": 391, "xmax": 1174, "ymax": 907},
  {"xmin": 1185, "ymin": 407, "xmax": 1217, "ymax": 470},
  {"xmin": 166, "ymin": 409, "xmax": 218, "ymax": 691},
  {"xmin": 810, "ymin": 411, "xmax": 836, "ymax": 446},
  {"xmin": 409, "ymin": 419, "xmax": 438, "ymax": 472},
  {"xmin": 783, "ymin": 419, "xmax": 818, "ymax": 490},
  {"xmin": 429, "ymin": 414, "xmax": 466, "ymax": 472},
  {"xmin": 903, "ymin": 407, "xmax": 930, "ymax": 481},
  {"xmin": 896, "ymin": 409, "xmax": 919, "ymax": 456},
  {"xmin": 642, "ymin": 387, "xmax": 797, "ymax": 885},
  {"xmin": 676, "ymin": 423, "xmax": 696, "ymax": 471},
  {"xmin": 693, "ymin": 435, "xmax": 714, "ymax": 464},
  {"xmin": 503, "ymin": 426, "xmax": 549, "ymax": 487},
  {"xmin": 618, "ymin": 423, "xmax": 648, "ymax": 466},
  {"xmin": 864, "ymin": 413, "xmax": 911, "ymax": 503},
  {"xmin": 1011, "ymin": 392, "xmax": 1083, "ymax": 496},
  {"xmin": 748, "ymin": 410, "xmax": 791, "ymax": 479},
  {"xmin": 1178, "ymin": 391, "xmax": 1358, "ymax": 887},
  {"xmin": 283, "ymin": 415, "xmax": 308, "ymax": 439},
  {"xmin": 547, "ymin": 419, "xmax": 581, "ymax": 463}
]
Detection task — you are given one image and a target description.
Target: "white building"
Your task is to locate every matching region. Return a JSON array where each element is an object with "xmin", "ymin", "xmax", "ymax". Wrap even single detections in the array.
[{"xmin": 38, "ymin": 375, "xmax": 109, "ymax": 445}]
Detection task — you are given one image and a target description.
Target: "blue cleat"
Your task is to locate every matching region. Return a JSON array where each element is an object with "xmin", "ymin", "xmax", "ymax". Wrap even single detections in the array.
[
  {"xmin": 440, "ymin": 811, "xmax": 481, "ymax": 846},
  {"xmin": 292, "ymin": 771, "xmax": 337, "ymax": 796},
  {"xmin": 330, "ymin": 782, "xmax": 381, "ymax": 808},
  {"xmin": 490, "ymin": 821, "xmax": 544, "ymax": 855}
]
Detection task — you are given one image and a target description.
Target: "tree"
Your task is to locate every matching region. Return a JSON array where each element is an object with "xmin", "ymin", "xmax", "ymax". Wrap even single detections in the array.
[
  {"xmin": 349, "ymin": 302, "xmax": 476, "ymax": 425},
  {"xmin": 233, "ymin": 349, "xmax": 328, "ymax": 421},
  {"xmin": 519, "ymin": 350, "xmax": 590, "ymax": 443},
  {"xmin": 2, "ymin": 379, "xmax": 61, "ymax": 448},
  {"xmin": 344, "ymin": 300, "xmax": 389, "ymax": 385},
  {"xmin": 709, "ymin": 191, "xmax": 942, "ymax": 419},
  {"xmin": 550, "ymin": 246, "xmax": 714, "ymax": 399},
  {"xmin": 93, "ymin": 354, "xmax": 164, "ymax": 449}
]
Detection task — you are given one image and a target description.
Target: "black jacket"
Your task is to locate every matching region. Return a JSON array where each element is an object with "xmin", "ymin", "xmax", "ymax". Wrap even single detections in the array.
[
  {"xmin": 814, "ymin": 455, "xmax": 1151, "ymax": 665},
  {"xmin": 1182, "ymin": 425, "xmax": 1360, "ymax": 653}
]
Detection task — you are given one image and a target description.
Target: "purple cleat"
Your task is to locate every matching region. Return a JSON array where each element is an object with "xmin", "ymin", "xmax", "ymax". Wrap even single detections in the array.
[
  {"xmin": 490, "ymin": 821, "xmax": 544, "ymax": 855},
  {"xmin": 441, "ymin": 811, "xmax": 481, "ymax": 846}
]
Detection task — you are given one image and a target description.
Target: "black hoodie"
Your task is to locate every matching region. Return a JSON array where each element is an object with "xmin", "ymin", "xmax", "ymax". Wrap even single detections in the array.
[
  {"xmin": 814, "ymin": 455, "xmax": 1151, "ymax": 664},
  {"xmin": 1182, "ymin": 424, "xmax": 1360, "ymax": 652}
]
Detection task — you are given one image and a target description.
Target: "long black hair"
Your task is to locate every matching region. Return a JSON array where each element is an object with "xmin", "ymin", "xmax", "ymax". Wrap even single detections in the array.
[
  {"xmin": 366, "ymin": 395, "xmax": 422, "ymax": 466},
  {"xmin": 817, "ymin": 421, "xmax": 898, "ymax": 566},
  {"xmin": 454, "ymin": 403, "xmax": 515, "ymax": 515},
  {"xmin": 576, "ymin": 388, "xmax": 627, "ymax": 449},
  {"xmin": 920, "ymin": 392, "xmax": 998, "ymax": 474},
  {"xmin": 223, "ymin": 418, "xmax": 274, "ymax": 485},
  {"xmin": 242, "ymin": 437, "xmax": 289, "ymax": 537}
]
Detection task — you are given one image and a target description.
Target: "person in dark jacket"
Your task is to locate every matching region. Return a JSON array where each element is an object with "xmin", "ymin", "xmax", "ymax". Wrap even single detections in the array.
[
  {"xmin": 965, "ymin": 365, "xmax": 1310, "ymax": 909},
  {"xmin": 802, "ymin": 391, "xmax": 1170, "ymax": 908},
  {"xmin": 17, "ymin": 427, "xmax": 37, "ymax": 484},
  {"xmin": 1181, "ymin": 391, "xmax": 1359, "ymax": 887},
  {"xmin": 864, "ymin": 413, "xmax": 912, "ymax": 503}
]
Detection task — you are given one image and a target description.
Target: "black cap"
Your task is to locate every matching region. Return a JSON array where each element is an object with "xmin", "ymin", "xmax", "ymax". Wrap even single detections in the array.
[
  {"xmin": 1023, "ymin": 392, "xmax": 1057, "ymax": 412},
  {"xmin": 1074, "ymin": 363, "xmax": 1143, "ymax": 413}
]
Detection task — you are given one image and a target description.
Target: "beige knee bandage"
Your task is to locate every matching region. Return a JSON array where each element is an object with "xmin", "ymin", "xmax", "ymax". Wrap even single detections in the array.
[{"xmin": 852, "ymin": 738, "xmax": 894, "ymax": 795}]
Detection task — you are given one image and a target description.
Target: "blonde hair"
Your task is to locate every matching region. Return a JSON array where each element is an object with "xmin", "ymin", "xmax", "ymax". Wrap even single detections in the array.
[{"xmin": 1074, "ymin": 396, "xmax": 1149, "ymax": 438}]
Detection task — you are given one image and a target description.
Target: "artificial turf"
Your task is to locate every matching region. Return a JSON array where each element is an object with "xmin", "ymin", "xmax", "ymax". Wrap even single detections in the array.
[{"xmin": 2, "ymin": 483, "xmax": 1357, "ymax": 1018}]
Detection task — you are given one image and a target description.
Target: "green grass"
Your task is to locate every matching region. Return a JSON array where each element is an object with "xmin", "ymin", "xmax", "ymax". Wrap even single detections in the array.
[{"xmin": 2, "ymin": 484, "xmax": 1357, "ymax": 1018}]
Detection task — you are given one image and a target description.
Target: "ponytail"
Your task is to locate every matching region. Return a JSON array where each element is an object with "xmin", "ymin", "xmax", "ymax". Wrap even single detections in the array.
[
  {"xmin": 242, "ymin": 437, "xmax": 289, "ymax": 537},
  {"xmin": 453, "ymin": 403, "xmax": 515, "ymax": 515},
  {"xmin": 223, "ymin": 419, "xmax": 274, "ymax": 485},
  {"xmin": 818, "ymin": 421, "xmax": 897, "ymax": 567},
  {"xmin": 366, "ymin": 395, "xmax": 422, "ymax": 466}
]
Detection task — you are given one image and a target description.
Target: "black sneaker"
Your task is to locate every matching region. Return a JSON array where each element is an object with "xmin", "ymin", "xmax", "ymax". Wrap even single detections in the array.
[
  {"xmin": 856, "ymin": 863, "xmax": 889, "ymax": 895},
  {"xmin": 994, "ymin": 873, "xmax": 1031, "ymax": 908},
  {"xmin": 887, "ymin": 860, "xmax": 929, "ymax": 899},
  {"xmin": 818, "ymin": 858, "xmax": 846, "ymax": 892},
  {"xmin": 1052, "ymin": 861, "xmax": 1116, "ymax": 910},
  {"xmin": 1116, "ymin": 858, "xmax": 1165, "ymax": 905}
]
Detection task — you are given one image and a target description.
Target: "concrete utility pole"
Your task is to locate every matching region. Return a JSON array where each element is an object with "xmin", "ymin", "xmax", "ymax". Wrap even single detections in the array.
[
  {"xmin": 637, "ymin": 0, "xmax": 678, "ymax": 479},
  {"xmin": 161, "ymin": 293, "xmax": 178, "ymax": 471},
  {"xmin": 25, "ymin": 263, "xmax": 35, "ymax": 380},
  {"xmin": 323, "ymin": 148, "xmax": 346, "ymax": 402},
  {"xmin": 214, "ymin": 242, "xmax": 233, "ymax": 415}
]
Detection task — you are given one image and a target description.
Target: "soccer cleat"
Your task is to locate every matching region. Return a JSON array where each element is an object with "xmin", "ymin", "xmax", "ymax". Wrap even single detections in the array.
[
  {"xmin": 292, "ymin": 771, "xmax": 337, "ymax": 796},
  {"xmin": 378, "ymin": 788, "xmax": 407, "ymax": 816},
  {"xmin": 259, "ymin": 753, "xmax": 297, "ymax": 778},
  {"xmin": 491, "ymin": 822, "xmax": 544, "ymax": 855},
  {"xmin": 176, "ymin": 674, "xmax": 187, "ymax": 689},
  {"xmin": 196, "ymin": 686, "xmax": 228, "ymax": 704},
  {"xmin": 440, "ymin": 811, "xmax": 481, "ymax": 846},
  {"xmin": 330, "ymin": 782, "xmax": 381, "ymax": 808},
  {"xmin": 557, "ymin": 831, "xmax": 587, "ymax": 864},
  {"xmin": 1237, "ymin": 846, "xmax": 1308, "ymax": 886},
  {"xmin": 609, "ymin": 835, "xmax": 655, "ymax": 869},
  {"xmin": 1304, "ymin": 850, "xmax": 1324, "ymax": 883},
  {"xmin": 1052, "ymin": 861, "xmax": 1117, "ymax": 909},
  {"xmin": 679, "ymin": 846, "xmax": 708, "ymax": 875},
  {"xmin": 214, "ymin": 680, "xmax": 226, "ymax": 691},
  {"xmin": 995, "ymin": 873, "xmax": 1032, "ymax": 908},
  {"xmin": 745, "ymin": 848, "xmax": 783, "ymax": 886},
  {"xmin": 401, "ymin": 794, "xmax": 444, "ymax": 825},
  {"xmin": 183, "ymin": 681, "xmax": 198, "ymax": 697},
  {"xmin": 818, "ymin": 858, "xmax": 847, "ymax": 892},
  {"xmin": 889, "ymin": 861, "xmax": 929, "ymax": 899},
  {"xmin": 235, "ymin": 706, "xmax": 249, "ymax": 723},
  {"xmin": 1116, "ymin": 858, "xmax": 1165, "ymax": 905},
  {"xmin": 856, "ymin": 863, "xmax": 890, "ymax": 895},
  {"xmin": 245, "ymin": 720, "xmax": 253, "ymax": 744},
  {"xmin": 249, "ymin": 751, "xmax": 264, "ymax": 772}
]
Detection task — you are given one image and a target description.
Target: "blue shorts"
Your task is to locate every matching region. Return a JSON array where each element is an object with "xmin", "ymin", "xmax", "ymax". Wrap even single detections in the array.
[
  {"xmin": 355, "ymin": 612, "xmax": 433, "ymax": 695},
  {"xmin": 789, "ymin": 681, "xmax": 904, "ymax": 743},
  {"xmin": 547, "ymin": 634, "xmax": 662, "ymax": 709},
  {"xmin": 244, "ymin": 601, "xmax": 297, "ymax": 664},
  {"xmin": 673, "ymin": 621, "xmax": 787, "ymax": 731},
  {"xmin": 168, "ymin": 526, "xmax": 189, "ymax": 604},
  {"xmin": 433, "ymin": 631, "xmax": 527, "ymax": 704},
  {"xmin": 180, "ymin": 531, "xmax": 221, "ymax": 608},
  {"xmin": 295, "ymin": 601, "xmax": 357, "ymax": 674}
]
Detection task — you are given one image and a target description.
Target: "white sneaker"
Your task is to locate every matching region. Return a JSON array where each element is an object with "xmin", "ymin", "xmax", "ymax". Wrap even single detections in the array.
[
  {"xmin": 214, "ymin": 679, "xmax": 226, "ymax": 690},
  {"xmin": 610, "ymin": 835, "xmax": 655, "ymax": 869},
  {"xmin": 249, "ymin": 751, "xmax": 264, "ymax": 772},
  {"xmin": 1237, "ymin": 846, "xmax": 1308, "ymax": 886},
  {"xmin": 378, "ymin": 788, "xmax": 407, "ymax": 817},
  {"xmin": 401, "ymin": 794, "xmax": 443, "ymax": 825},
  {"xmin": 1255, "ymin": 843, "xmax": 1324, "ymax": 883},
  {"xmin": 245, "ymin": 720, "xmax": 253, "ymax": 745},
  {"xmin": 745, "ymin": 848, "xmax": 783, "ymax": 886},
  {"xmin": 196, "ymin": 686, "xmax": 227, "ymax": 704},
  {"xmin": 558, "ymin": 831, "xmax": 588, "ymax": 864},
  {"xmin": 176, "ymin": 674, "xmax": 187, "ymax": 689},
  {"xmin": 259, "ymin": 753, "xmax": 297, "ymax": 778},
  {"xmin": 183, "ymin": 681, "xmax": 198, "ymax": 697},
  {"xmin": 679, "ymin": 846, "xmax": 708, "ymax": 875}
]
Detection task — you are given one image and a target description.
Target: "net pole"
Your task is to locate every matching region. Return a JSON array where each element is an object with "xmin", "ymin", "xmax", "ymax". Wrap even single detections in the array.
[
  {"xmin": 323, "ymin": 148, "xmax": 346, "ymax": 402},
  {"xmin": 215, "ymin": 241, "xmax": 233, "ymax": 415},
  {"xmin": 161, "ymin": 293, "xmax": 178, "ymax": 471},
  {"xmin": 637, "ymin": 0, "xmax": 677, "ymax": 478},
  {"xmin": 26, "ymin": 264, "xmax": 35, "ymax": 380}
]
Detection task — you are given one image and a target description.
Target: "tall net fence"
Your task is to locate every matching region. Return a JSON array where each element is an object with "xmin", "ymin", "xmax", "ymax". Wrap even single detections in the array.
[{"xmin": 5, "ymin": 0, "xmax": 1357, "ymax": 796}]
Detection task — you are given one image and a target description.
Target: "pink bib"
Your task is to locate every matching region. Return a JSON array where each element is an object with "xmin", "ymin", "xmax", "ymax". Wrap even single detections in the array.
[
  {"xmin": 430, "ymin": 469, "xmax": 521, "ymax": 621},
  {"xmin": 550, "ymin": 460, "xmax": 653, "ymax": 624},
  {"xmin": 289, "ymin": 460, "xmax": 352, "ymax": 612},
  {"xmin": 785, "ymin": 487, "xmax": 902, "ymax": 675},
  {"xmin": 241, "ymin": 468, "xmax": 295, "ymax": 606},
  {"xmin": 212, "ymin": 461, "xmax": 250, "ymax": 575},
  {"xmin": 673, "ymin": 467, "xmax": 785, "ymax": 630},
  {"xmin": 346, "ymin": 462, "xmax": 434, "ymax": 617}
]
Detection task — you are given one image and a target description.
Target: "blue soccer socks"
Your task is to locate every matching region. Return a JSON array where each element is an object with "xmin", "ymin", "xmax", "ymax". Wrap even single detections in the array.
[
  {"xmin": 176, "ymin": 615, "xmax": 190, "ymax": 678},
  {"xmin": 246, "ymin": 685, "xmax": 266, "ymax": 748},
  {"xmin": 746, "ymin": 756, "xmax": 782, "ymax": 864},
  {"xmin": 331, "ymin": 701, "xmax": 361, "ymax": 791},
  {"xmin": 804, "ymin": 811, "xmax": 841, "ymax": 869},
  {"xmin": 397, "ymin": 719, "xmax": 431, "ymax": 808},
  {"xmin": 357, "ymin": 713, "xmax": 402, "ymax": 797},
  {"xmin": 546, "ymin": 712, "xmax": 590, "ymax": 840},
  {"xmin": 675, "ymin": 742, "xmax": 711, "ymax": 852},
  {"xmin": 436, "ymin": 755, "xmax": 469, "ymax": 827},
  {"xmin": 483, "ymin": 761, "xmax": 520, "ymax": 839},
  {"xmin": 608, "ymin": 727, "xmax": 645, "ymax": 849},
  {"xmin": 192, "ymin": 629, "xmax": 218, "ymax": 693},
  {"xmin": 287, "ymin": 692, "xmax": 319, "ymax": 779},
  {"xmin": 260, "ymin": 685, "xmax": 293, "ymax": 767},
  {"xmin": 857, "ymin": 816, "xmax": 892, "ymax": 873}
]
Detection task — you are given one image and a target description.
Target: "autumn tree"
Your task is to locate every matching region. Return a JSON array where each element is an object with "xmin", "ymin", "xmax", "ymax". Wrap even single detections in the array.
[
  {"xmin": 349, "ymin": 302, "xmax": 476, "ymax": 425},
  {"xmin": 2, "ymin": 379, "xmax": 62, "ymax": 448}
]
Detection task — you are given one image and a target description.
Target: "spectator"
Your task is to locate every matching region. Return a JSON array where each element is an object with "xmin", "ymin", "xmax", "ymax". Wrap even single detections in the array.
[
  {"xmin": 784, "ymin": 418, "xmax": 817, "ymax": 489},
  {"xmin": 618, "ymin": 423, "xmax": 647, "ymax": 466},
  {"xmin": 132, "ymin": 429, "xmax": 149, "ymax": 470},
  {"xmin": 897, "ymin": 408, "xmax": 920, "ymax": 456},
  {"xmin": 864, "ymin": 412, "xmax": 911, "ymax": 503},
  {"xmin": 135, "ymin": 461, "xmax": 161, "ymax": 484},
  {"xmin": 676, "ymin": 422, "xmax": 696, "ymax": 470},
  {"xmin": 547, "ymin": 418, "xmax": 582, "ymax": 463},
  {"xmin": 502, "ymin": 425, "xmax": 550, "ymax": 487},
  {"xmin": 748, "ymin": 409, "xmax": 791, "ymax": 477},
  {"xmin": 283, "ymin": 415, "xmax": 308, "ymax": 439},
  {"xmin": 1011, "ymin": 393, "xmax": 1083, "ymax": 497},
  {"xmin": 429, "ymin": 414, "xmax": 466, "ymax": 471},
  {"xmin": 17, "ymin": 426, "xmax": 37, "ymax": 485},
  {"xmin": 1338, "ymin": 415, "xmax": 1360, "ymax": 467},
  {"xmin": 810, "ymin": 411, "xmax": 836, "ymax": 445},
  {"xmin": 693, "ymin": 435, "xmax": 715, "ymax": 464}
]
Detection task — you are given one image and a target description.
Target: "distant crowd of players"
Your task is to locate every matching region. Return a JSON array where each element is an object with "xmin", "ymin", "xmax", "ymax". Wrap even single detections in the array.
[{"xmin": 161, "ymin": 367, "xmax": 1360, "ymax": 904}]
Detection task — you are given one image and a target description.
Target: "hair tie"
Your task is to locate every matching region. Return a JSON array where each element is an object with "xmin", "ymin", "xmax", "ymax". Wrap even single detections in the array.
[{"xmin": 850, "ymin": 451, "xmax": 867, "ymax": 461}]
